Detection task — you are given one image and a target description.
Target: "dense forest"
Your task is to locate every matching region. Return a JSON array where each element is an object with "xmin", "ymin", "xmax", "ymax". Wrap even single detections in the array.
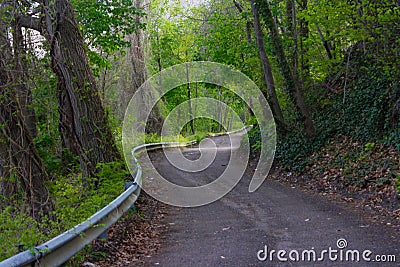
[{"xmin": 0, "ymin": 0, "xmax": 399, "ymax": 262}]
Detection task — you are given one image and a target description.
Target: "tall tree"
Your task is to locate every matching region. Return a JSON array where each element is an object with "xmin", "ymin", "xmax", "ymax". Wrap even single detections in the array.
[
  {"xmin": 0, "ymin": 9, "xmax": 52, "ymax": 219},
  {"xmin": 297, "ymin": 0, "xmax": 310, "ymax": 81},
  {"xmin": 11, "ymin": 1, "xmax": 38, "ymax": 138},
  {"xmin": 127, "ymin": 0, "xmax": 163, "ymax": 134},
  {"xmin": 285, "ymin": 0, "xmax": 299, "ymax": 77},
  {"xmin": 254, "ymin": 0, "xmax": 316, "ymax": 137},
  {"xmin": 250, "ymin": 0, "xmax": 285, "ymax": 132},
  {"xmin": 48, "ymin": 0, "xmax": 121, "ymax": 179},
  {"xmin": 16, "ymin": 0, "xmax": 122, "ymax": 180}
]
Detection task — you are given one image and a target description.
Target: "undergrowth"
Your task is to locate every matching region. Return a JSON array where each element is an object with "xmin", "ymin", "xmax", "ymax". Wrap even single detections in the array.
[
  {"xmin": 0, "ymin": 131, "xmax": 208, "ymax": 261},
  {"xmin": 0, "ymin": 161, "xmax": 127, "ymax": 261},
  {"xmin": 248, "ymin": 60, "xmax": 400, "ymax": 194}
]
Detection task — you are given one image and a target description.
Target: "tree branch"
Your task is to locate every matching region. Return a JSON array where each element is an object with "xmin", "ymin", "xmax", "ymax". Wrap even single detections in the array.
[
  {"xmin": 17, "ymin": 15, "xmax": 42, "ymax": 33},
  {"xmin": 233, "ymin": 0, "xmax": 243, "ymax": 13},
  {"xmin": 233, "ymin": 0, "xmax": 253, "ymax": 43}
]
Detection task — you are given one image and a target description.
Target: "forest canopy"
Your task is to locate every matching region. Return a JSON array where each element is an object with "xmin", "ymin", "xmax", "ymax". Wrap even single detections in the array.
[{"xmin": 0, "ymin": 0, "xmax": 399, "ymax": 262}]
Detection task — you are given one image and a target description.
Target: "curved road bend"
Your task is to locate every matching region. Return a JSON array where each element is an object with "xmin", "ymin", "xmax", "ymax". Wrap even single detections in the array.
[{"xmin": 142, "ymin": 133, "xmax": 400, "ymax": 266}]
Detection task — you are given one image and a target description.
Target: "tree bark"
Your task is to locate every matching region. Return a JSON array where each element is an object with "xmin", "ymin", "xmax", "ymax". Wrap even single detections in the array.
[
  {"xmin": 128, "ymin": 0, "xmax": 163, "ymax": 134},
  {"xmin": 0, "ymin": 13, "xmax": 52, "ymax": 219},
  {"xmin": 12, "ymin": 16, "xmax": 38, "ymax": 138},
  {"xmin": 254, "ymin": 0, "xmax": 316, "ymax": 137},
  {"xmin": 251, "ymin": 0, "xmax": 286, "ymax": 132},
  {"xmin": 316, "ymin": 23, "xmax": 333, "ymax": 60},
  {"xmin": 40, "ymin": 0, "xmax": 121, "ymax": 180}
]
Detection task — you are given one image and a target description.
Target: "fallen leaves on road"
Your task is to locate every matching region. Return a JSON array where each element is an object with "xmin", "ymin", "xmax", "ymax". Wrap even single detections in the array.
[
  {"xmin": 79, "ymin": 192, "xmax": 167, "ymax": 267},
  {"xmin": 270, "ymin": 135, "xmax": 400, "ymax": 228}
]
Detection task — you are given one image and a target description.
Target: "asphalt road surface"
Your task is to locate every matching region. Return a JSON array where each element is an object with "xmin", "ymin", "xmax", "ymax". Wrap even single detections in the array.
[{"xmin": 142, "ymin": 133, "xmax": 400, "ymax": 266}]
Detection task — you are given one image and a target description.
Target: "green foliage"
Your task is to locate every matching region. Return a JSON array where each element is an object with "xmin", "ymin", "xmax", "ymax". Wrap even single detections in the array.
[
  {"xmin": 145, "ymin": 130, "xmax": 208, "ymax": 145},
  {"xmin": 200, "ymin": 1, "xmax": 256, "ymax": 72},
  {"xmin": 72, "ymin": 0, "xmax": 145, "ymax": 74},
  {"xmin": 0, "ymin": 207, "xmax": 46, "ymax": 260},
  {"xmin": 339, "ymin": 78, "xmax": 397, "ymax": 141},
  {"xmin": 383, "ymin": 128, "xmax": 400, "ymax": 151},
  {"xmin": 309, "ymin": 136, "xmax": 399, "ymax": 190},
  {"xmin": 276, "ymin": 132, "xmax": 314, "ymax": 172},
  {"xmin": 51, "ymin": 161, "xmax": 127, "ymax": 228},
  {"xmin": 364, "ymin": 142, "xmax": 375, "ymax": 152},
  {"xmin": 248, "ymin": 59, "xmax": 399, "ymax": 173},
  {"xmin": 144, "ymin": 132, "xmax": 161, "ymax": 144},
  {"xmin": 312, "ymin": 66, "xmax": 399, "ymax": 145},
  {"xmin": 34, "ymin": 133, "xmax": 80, "ymax": 174},
  {"xmin": 396, "ymin": 174, "xmax": 400, "ymax": 195},
  {"xmin": 0, "ymin": 161, "xmax": 127, "ymax": 261},
  {"xmin": 3, "ymin": 0, "xmax": 400, "ymax": 261},
  {"xmin": 147, "ymin": 1, "xmax": 199, "ymax": 72},
  {"xmin": 247, "ymin": 125, "xmax": 261, "ymax": 153},
  {"xmin": 185, "ymin": 131, "xmax": 208, "ymax": 144},
  {"xmin": 34, "ymin": 133, "xmax": 62, "ymax": 173}
]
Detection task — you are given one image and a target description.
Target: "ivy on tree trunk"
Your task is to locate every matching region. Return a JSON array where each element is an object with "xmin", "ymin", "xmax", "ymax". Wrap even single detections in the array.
[
  {"xmin": 40, "ymin": 0, "xmax": 121, "ymax": 180},
  {"xmin": 0, "ymin": 11, "xmax": 53, "ymax": 219}
]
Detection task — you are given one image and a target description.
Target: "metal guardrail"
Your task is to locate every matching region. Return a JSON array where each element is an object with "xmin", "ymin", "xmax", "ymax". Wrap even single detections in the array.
[
  {"xmin": 207, "ymin": 125, "xmax": 253, "ymax": 137},
  {"xmin": 0, "ymin": 140, "xmax": 196, "ymax": 267}
]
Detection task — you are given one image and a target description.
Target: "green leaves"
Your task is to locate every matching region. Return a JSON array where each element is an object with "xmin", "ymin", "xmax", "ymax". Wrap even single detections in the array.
[{"xmin": 72, "ymin": 0, "xmax": 145, "ymax": 71}]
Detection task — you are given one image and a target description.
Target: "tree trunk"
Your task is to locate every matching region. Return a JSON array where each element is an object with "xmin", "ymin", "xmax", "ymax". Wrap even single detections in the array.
[
  {"xmin": 185, "ymin": 63, "xmax": 195, "ymax": 135},
  {"xmin": 0, "ymin": 14, "xmax": 52, "ymax": 219},
  {"xmin": 316, "ymin": 23, "xmax": 333, "ymax": 60},
  {"xmin": 286, "ymin": 0, "xmax": 299, "ymax": 75},
  {"xmin": 128, "ymin": 0, "xmax": 163, "ymax": 134},
  {"xmin": 254, "ymin": 0, "xmax": 316, "ymax": 137},
  {"xmin": 217, "ymin": 87, "xmax": 222, "ymax": 132},
  {"xmin": 233, "ymin": 0, "xmax": 253, "ymax": 44},
  {"xmin": 251, "ymin": 0, "xmax": 286, "ymax": 132},
  {"xmin": 41, "ymin": 0, "xmax": 121, "ymax": 180},
  {"xmin": 12, "ymin": 18, "xmax": 38, "ymax": 138},
  {"xmin": 298, "ymin": 0, "xmax": 310, "ymax": 82}
]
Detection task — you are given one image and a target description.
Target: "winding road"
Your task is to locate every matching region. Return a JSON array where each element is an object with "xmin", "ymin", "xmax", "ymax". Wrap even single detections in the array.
[{"xmin": 142, "ymin": 133, "xmax": 400, "ymax": 266}]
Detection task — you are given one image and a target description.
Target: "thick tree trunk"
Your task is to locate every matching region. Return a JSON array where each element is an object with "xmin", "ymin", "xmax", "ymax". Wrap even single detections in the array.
[
  {"xmin": 251, "ymin": 0, "xmax": 286, "ymax": 132},
  {"xmin": 254, "ymin": 0, "xmax": 316, "ymax": 137},
  {"xmin": 41, "ymin": 0, "xmax": 120, "ymax": 180},
  {"xmin": 0, "ymin": 16, "xmax": 52, "ymax": 219},
  {"xmin": 12, "ymin": 19, "xmax": 38, "ymax": 138}
]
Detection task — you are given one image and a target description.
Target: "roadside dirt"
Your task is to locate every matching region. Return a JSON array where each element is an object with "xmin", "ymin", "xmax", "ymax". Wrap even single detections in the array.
[{"xmin": 80, "ymin": 192, "xmax": 168, "ymax": 266}]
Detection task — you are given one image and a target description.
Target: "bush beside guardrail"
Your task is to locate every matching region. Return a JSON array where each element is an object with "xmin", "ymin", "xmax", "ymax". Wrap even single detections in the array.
[{"xmin": 0, "ymin": 141, "xmax": 196, "ymax": 267}]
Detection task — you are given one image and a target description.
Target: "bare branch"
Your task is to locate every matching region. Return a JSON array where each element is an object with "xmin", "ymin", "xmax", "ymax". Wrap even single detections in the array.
[{"xmin": 233, "ymin": 0, "xmax": 243, "ymax": 13}]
